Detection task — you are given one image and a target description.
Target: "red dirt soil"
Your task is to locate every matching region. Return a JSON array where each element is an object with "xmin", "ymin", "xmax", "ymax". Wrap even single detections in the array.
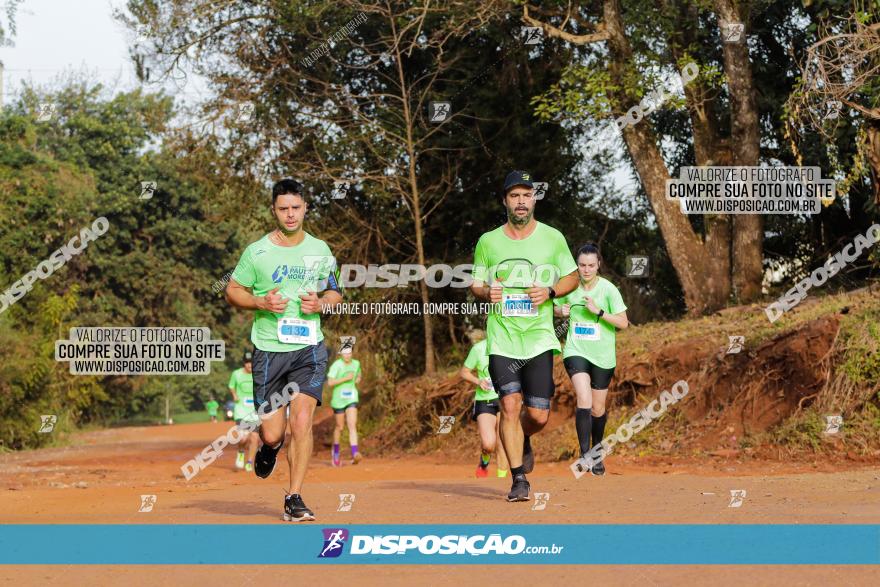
[{"xmin": 1, "ymin": 421, "xmax": 879, "ymax": 585}]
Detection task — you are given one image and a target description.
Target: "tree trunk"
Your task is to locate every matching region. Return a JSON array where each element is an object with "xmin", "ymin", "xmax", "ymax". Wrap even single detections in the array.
[
  {"xmin": 395, "ymin": 40, "xmax": 436, "ymax": 374},
  {"xmin": 604, "ymin": 0, "xmax": 731, "ymax": 313},
  {"xmin": 866, "ymin": 120, "xmax": 880, "ymax": 206},
  {"xmin": 715, "ymin": 0, "xmax": 764, "ymax": 302}
]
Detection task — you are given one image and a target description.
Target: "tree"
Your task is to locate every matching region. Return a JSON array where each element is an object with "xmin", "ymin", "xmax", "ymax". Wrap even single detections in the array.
[{"xmin": 525, "ymin": 0, "xmax": 766, "ymax": 313}]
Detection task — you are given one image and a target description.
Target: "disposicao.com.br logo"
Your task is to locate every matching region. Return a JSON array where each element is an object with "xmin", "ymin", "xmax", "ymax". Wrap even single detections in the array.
[{"xmin": 318, "ymin": 528, "xmax": 563, "ymax": 557}]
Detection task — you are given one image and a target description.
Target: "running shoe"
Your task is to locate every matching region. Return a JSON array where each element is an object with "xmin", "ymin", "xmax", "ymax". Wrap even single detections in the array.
[
  {"xmin": 282, "ymin": 494, "xmax": 315, "ymax": 522},
  {"xmin": 521, "ymin": 436, "xmax": 535, "ymax": 474},
  {"xmin": 496, "ymin": 469, "xmax": 509, "ymax": 478},
  {"xmin": 591, "ymin": 459, "xmax": 606, "ymax": 476},
  {"xmin": 244, "ymin": 462, "xmax": 253, "ymax": 473},
  {"xmin": 506, "ymin": 473, "xmax": 530, "ymax": 502},
  {"xmin": 331, "ymin": 455, "xmax": 341, "ymax": 467},
  {"xmin": 351, "ymin": 452, "xmax": 362, "ymax": 465},
  {"xmin": 254, "ymin": 442, "xmax": 282, "ymax": 479},
  {"xmin": 234, "ymin": 451, "xmax": 245, "ymax": 470},
  {"xmin": 475, "ymin": 463, "xmax": 489, "ymax": 478}
]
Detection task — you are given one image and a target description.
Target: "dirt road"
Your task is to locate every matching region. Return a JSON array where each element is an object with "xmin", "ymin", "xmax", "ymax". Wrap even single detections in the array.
[{"xmin": 1, "ymin": 421, "xmax": 878, "ymax": 585}]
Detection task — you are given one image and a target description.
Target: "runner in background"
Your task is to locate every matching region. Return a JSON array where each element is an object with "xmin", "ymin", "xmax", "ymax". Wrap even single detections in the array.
[
  {"xmin": 459, "ymin": 329, "xmax": 509, "ymax": 478},
  {"xmin": 553, "ymin": 242, "xmax": 628, "ymax": 475},
  {"xmin": 205, "ymin": 396, "xmax": 219, "ymax": 423},
  {"xmin": 326, "ymin": 342, "xmax": 363, "ymax": 466},
  {"xmin": 229, "ymin": 352, "xmax": 260, "ymax": 472}
]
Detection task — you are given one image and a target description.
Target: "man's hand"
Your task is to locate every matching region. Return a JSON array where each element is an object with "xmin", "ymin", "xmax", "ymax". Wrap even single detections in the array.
[
  {"xmin": 258, "ymin": 287, "xmax": 288, "ymax": 314},
  {"xmin": 585, "ymin": 296, "xmax": 600, "ymax": 315},
  {"xmin": 561, "ymin": 303, "xmax": 571, "ymax": 317},
  {"xmin": 479, "ymin": 378, "xmax": 494, "ymax": 391},
  {"xmin": 345, "ymin": 372, "xmax": 355, "ymax": 382},
  {"xmin": 527, "ymin": 283, "xmax": 551, "ymax": 306},
  {"xmin": 489, "ymin": 284, "xmax": 503, "ymax": 303},
  {"xmin": 299, "ymin": 291, "xmax": 321, "ymax": 314}
]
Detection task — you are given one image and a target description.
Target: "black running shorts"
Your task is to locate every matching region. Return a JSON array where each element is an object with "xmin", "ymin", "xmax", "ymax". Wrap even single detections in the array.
[
  {"xmin": 488, "ymin": 351, "xmax": 555, "ymax": 410},
  {"xmin": 472, "ymin": 398, "xmax": 500, "ymax": 421},
  {"xmin": 563, "ymin": 356, "xmax": 615, "ymax": 390},
  {"xmin": 332, "ymin": 402, "xmax": 358, "ymax": 414},
  {"xmin": 251, "ymin": 342, "xmax": 328, "ymax": 411}
]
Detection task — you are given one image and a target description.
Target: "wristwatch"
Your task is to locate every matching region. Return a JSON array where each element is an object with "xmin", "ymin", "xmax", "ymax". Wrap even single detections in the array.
[
  {"xmin": 597, "ymin": 309, "xmax": 605, "ymax": 319},
  {"xmin": 548, "ymin": 287, "xmax": 557, "ymax": 299}
]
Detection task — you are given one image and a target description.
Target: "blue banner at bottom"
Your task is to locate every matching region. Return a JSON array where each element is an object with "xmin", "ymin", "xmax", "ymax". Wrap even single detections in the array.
[{"xmin": 1, "ymin": 525, "xmax": 877, "ymax": 564}]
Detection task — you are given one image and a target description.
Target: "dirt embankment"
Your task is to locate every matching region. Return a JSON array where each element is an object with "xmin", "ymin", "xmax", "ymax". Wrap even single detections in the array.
[{"xmin": 362, "ymin": 288, "xmax": 880, "ymax": 463}]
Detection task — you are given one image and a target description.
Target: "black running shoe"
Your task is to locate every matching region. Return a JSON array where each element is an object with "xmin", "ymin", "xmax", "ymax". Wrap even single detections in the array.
[
  {"xmin": 506, "ymin": 473, "xmax": 531, "ymax": 502},
  {"xmin": 254, "ymin": 442, "xmax": 282, "ymax": 479},
  {"xmin": 521, "ymin": 435, "xmax": 535, "ymax": 474},
  {"xmin": 591, "ymin": 458, "xmax": 606, "ymax": 476},
  {"xmin": 283, "ymin": 493, "xmax": 315, "ymax": 522}
]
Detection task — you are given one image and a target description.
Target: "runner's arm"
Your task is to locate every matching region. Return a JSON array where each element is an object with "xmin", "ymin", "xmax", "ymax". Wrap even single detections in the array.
[
  {"xmin": 225, "ymin": 279, "xmax": 286, "ymax": 312},
  {"xmin": 458, "ymin": 366, "xmax": 481, "ymax": 386},
  {"xmin": 229, "ymin": 387, "xmax": 237, "ymax": 402},
  {"xmin": 469, "ymin": 281, "xmax": 502, "ymax": 303},
  {"xmin": 601, "ymin": 310, "xmax": 629, "ymax": 329},
  {"xmin": 553, "ymin": 270, "xmax": 579, "ymax": 298}
]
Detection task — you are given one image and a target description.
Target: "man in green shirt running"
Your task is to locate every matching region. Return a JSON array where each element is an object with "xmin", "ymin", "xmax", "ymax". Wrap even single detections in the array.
[
  {"xmin": 459, "ymin": 329, "xmax": 509, "ymax": 478},
  {"xmin": 326, "ymin": 342, "xmax": 363, "ymax": 466},
  {"xmin": 226, "ymin": 179, "xmax": 343, "ymax": 522},
  {"xmin": 470, "ymin": 171, "xmax": 579, "ymax": 502},
  {"xmin": 228, "ymin": 351, "xmax": 259, "ymax": 472},
  {"xmin": 205, "ymin": 397, "xmax": 219, "ymax": 423}
]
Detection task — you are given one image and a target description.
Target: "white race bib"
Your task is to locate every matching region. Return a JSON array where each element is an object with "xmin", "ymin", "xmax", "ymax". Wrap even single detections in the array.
[
  {"xmin": 502, "ymin": 293, "xmax": 537, "ymax": 317},
  {"xmin": 572, "ymin": 321, "xmax": 600, "ymax": 341},
  {"xmin": 277, "ymin": 317, "xmax": 318, "ymax": 345},
  {"xmin": 341, "ymin": 389, "xmax": 354, "ymax": 398},
  {"xmin": 244, "ymin": 398, "xmax": 254, "ymax": 406}
]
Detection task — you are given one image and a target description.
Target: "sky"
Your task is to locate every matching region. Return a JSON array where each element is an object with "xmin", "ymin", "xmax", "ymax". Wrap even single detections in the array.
[
  {"xmin": 0, "ymin": 0, "xmax": 203, "ymax": 106},
  {"xmin": 0, "ymin": 0, "xmax": 636, "ymax": 197}
]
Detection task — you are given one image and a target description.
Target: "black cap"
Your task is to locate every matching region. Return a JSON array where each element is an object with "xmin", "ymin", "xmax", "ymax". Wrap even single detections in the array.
[
  {"xmin": 503, "ymin": 170, "xmax": 534, "ymax": 193},
  {"xmin": 243, "ymin": 351, "xmax": 253, "ymax": 362}
]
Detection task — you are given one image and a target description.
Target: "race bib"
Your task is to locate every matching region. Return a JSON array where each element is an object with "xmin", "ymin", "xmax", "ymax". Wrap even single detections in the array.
[
  {"xmin": 244, "ymin": 398, "xmax": 254, "ymax": 406},
  {"xmin": 277, "ymin": 317, "xmax": 318, "ymax": 345},
  {"xmin": 502, "ymin": 293, "xmax": 537, "ymax": 317},
  {"xmin": 572, "ymin": 322, "xmax": 600, "ymax": 341},
  {"xmin": 483, "ymin": 379, "xmax": 495, "ymax": 391},
  {"xmin": 341, "ymin": 389, "xmax": 354, "ymax": 398}
]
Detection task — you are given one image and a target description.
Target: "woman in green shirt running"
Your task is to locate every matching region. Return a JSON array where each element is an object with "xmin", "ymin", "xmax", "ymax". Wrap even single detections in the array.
[{"xmin": 553, "ymin": 243, "xmax": 629, "ymax": 476}]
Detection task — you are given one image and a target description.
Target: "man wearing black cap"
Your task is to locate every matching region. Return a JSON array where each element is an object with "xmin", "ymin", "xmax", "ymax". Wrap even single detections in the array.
[
  {"xmin": 226, "ymin": 178, "xmax": 343, "ymax": 521},
  {"xmin": 470, "ymin": 171, "xmax": 579, "ymax": 501},
  {"xmin": 228, "ymin": 351, "xmax": 260, "ymax": 472}
]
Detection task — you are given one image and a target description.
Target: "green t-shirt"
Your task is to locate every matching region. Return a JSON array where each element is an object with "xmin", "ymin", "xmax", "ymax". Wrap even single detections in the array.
[
  {"xmin": 231, "ymin": 232, "xmax": 336, "ymax": 353},
  {"xmin": 205, "ymin": 400, "xmax": 219, "ymax": 416},
  {"xmin": 463, "ymin": 339, "xmax": 498, "ymax": 402},
  {"xmin": 228, "ymin": 368, "xmax": 255, "ymax": 420},
  {"xmin": 327, "ymin": 358, "xmax": 361, "ymax": 409},
  {"xmin": 472, "ymin": 222, "xmax": 577, "ymax": 360},
  {"xmin": 554, "ymin": 277, "xmax": 627, "ymax": 368}
]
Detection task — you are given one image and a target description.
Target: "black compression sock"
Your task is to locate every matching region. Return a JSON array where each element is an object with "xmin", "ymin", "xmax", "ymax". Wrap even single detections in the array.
[
  {"xmin": 510, "ymin": 465, "xmax": 525, "ymax": 477},
  {"xmin": 576, "ymin": 408, "xmax": 592, "ymax": 456},
  {"xmin": 591, "ymin": 413, "xmax": 607, "ymax": 448}
]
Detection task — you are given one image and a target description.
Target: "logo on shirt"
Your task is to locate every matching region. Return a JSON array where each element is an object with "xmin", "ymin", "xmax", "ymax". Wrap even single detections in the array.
[{"xmin": 271, "ymin": 264, "xmax": 317, "ymax": 284}]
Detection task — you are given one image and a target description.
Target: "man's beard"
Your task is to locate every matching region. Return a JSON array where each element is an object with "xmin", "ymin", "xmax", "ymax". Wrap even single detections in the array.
[
  {"xmin": 276, "ymin": 220, "xmax": 300, "ymax": 234},
  {"xmin": 507, "ymin": 207, "xmax": 533, "ymax": 226}
]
